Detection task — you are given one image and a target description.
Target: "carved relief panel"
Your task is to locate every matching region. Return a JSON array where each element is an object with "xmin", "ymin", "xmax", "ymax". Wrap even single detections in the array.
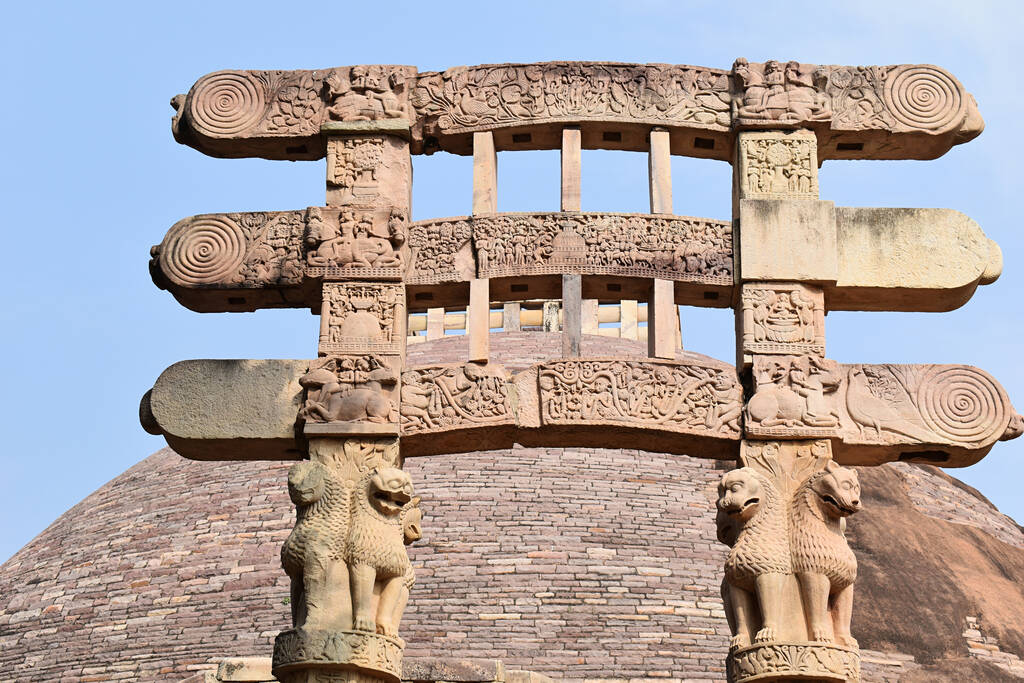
[
  {"xmin": 305, "ymin": 206, "xmax": 408, "ymax": 279},
  {"xmin": 745, "ymin": 356, "xmax": 843, "ymax": 438},
  {"xmin": 406, "ymin": 218, "xmax": 475, "ymax": 285},
  {"xmin": 326, "ymin": 135, "xmax": 411, "ymax": 209},
  {"xmin": 298, "ymin": 354, "xmax": 401, "ymax": 429},
  {"xmin": 471, "ymin": 212, "xmax": 733, "ymax": 283},
  {"xmin": 399, "ymin": 362, "xmax": 511, "ymax": 435},
  {"xmin": 739, "ymin": 283, "xmax": 825, "ymax": 359},
  {"xmin": 412, "ymin": 62, "xmax": 732, "ymax": 135},
  {"xmin": 736, "ymin": 131, "xmax": 818, "ymax": 200},
  {"xmin": 538, "ymin": 359, "xmax": 742, "ymax": 437},
  {"xmin": 319, "ymin": 282, "xmax": 405, "ymax": 355}
]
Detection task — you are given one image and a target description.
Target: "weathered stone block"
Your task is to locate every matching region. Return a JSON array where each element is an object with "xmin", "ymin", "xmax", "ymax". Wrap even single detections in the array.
[{"xmin": 738, "ymin": 199, "xmax": 837, "ymax": 283}]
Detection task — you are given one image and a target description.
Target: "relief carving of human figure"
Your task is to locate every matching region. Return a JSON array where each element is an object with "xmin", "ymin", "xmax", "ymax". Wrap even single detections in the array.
[{"xmin": 326, "ymin": 66, "xmax": 405, "ymax": 121}]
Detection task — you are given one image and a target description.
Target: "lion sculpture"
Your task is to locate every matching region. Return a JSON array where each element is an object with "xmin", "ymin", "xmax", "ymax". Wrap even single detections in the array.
[
  {"xmin": 345, "ymin": 467, "xmax": 415, "ymax": 637},
  {"xmin": 280, "ymin": 461, "xmax": 352, "ymax": 630},
  {"xmin": 789, "ymin": 461, "xmax": 861, "ymax": 646},
  {"xmin": 717, "ymin": 467, "xmax": 791, "ymax": 648}
]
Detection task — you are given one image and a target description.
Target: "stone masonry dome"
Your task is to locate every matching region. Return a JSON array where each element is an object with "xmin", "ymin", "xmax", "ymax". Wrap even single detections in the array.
[{"xmin": 3, "ymin": 334, "xmax": 1024, "ymax": 682}]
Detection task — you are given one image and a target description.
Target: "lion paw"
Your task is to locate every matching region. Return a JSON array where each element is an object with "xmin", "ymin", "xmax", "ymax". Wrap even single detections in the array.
[
  {"xmin": 730, "ymin": 634, "xmax": 751, "ymax": 650},
  {"xmin": 377, "ymin": 622, "xmax": 398, "ymax": 638},
  {"xmin": 754, "ymin": 626, "xmax": 776, "ymax": 643},
  {"xmin": 354, "ymin": 616, "xmax": 376, "ymax": 632},
  {"xmin": 836, "ymin": 634, "xmax": 858, "ymax": 648},
  {"xmin": 810, "ymin": 626, "xmax": 833, "ymax": 642}
]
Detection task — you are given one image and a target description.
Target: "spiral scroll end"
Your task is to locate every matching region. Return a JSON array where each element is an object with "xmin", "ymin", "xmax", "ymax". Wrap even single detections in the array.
[{"xmin": 1000, "ymin": 413, "xmax": 1024, "ymax": 442}]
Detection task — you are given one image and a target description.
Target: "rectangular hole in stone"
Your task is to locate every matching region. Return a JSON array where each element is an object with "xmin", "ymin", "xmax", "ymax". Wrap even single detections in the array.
[
  {"xmin": 836, "ymin": 142, "xmax": 864, "ymax": 151},
  {"xmin": 607, "ymin": 283, "xmax": 622, "ymax": 292},
  {"xmin": 415, "ymin": 292, "xmax": 434, "ymax": 301},
  {"xmin": 703, "ymin": 291, "xmax": 719, "ymax": 300},
  {"xmin": 602, "ymin": 131, "xmax": 622, "ymax": 142},
  {"xmin": 898, "ymin": 450, "xmax": 949, "ymax": 463},
  {"xmin": 512, "ymin": 133, "xmax": 532, "ymax": 144},
  {"xmin": 228, "ymin": 297, "xmax": 246, "ymax": 305},
  {"xmin": 285, "ymin": 145, "xmax": 308, "ymax": 154},
  {"xmin": 510, "ymin": 284, "xmax": 529, "ymax": 293},
  {"xmin": 694, "ymin": 137, "xmax": 714, "ymax": 150}
]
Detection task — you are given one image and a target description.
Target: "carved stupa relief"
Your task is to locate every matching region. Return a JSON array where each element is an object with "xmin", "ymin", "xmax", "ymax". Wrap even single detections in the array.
[{"xmin": 319, "ymin": 282, "xmax": 404, "ymax": 355}]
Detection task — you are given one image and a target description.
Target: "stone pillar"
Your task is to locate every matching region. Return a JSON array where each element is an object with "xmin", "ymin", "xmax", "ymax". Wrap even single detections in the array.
[
  {"xmin": 426, "ymin": 307, "xmax": 445, "ymax": 341},
  {"xmin": 275, "ymin": 121, "xmax": 421, "ymax": 683},
  {"xmin": 470, "ymin": 132, "xmax": 496, "ymax": 363},
  {"xmin": 722, "ymin": 129, "xmax": 859, "ymax": 682},
  {"xmin": 503, "ymin": 302, "xmax": 521, "ymax": 332},
  {"xmin": 648, "ymin": 128, "xmax": 672, "ymax": 214},
  {"xmin": 561, "ymin": 127, "xmax": 582, "ymax": 212},
  {"xmin": 562, "ymin": 274, "xmax": 582, "ymax": 357},
  {"xmin": 619, "ymin": 299, "xmax": 638, "ymax": 340},
  {"xmin": 647, "ymin": 279, "xmax": 675, "ymax": 360}
]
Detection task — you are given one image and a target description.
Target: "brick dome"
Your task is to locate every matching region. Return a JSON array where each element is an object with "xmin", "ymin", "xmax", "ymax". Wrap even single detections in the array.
[{"xmin": 2, "ymin": 334, "xmax": 1024, "ymax": 682}]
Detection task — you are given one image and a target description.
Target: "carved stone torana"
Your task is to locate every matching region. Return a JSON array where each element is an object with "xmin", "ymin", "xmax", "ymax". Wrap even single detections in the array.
[
  {"xmin": 406, "ymin": 218, "xmax": 475, "ymax": 285},
  {"xmin": 739, "ymin": 283, "xmax": 825, "ymax": 361},
  {"xmin": 305, "ymin": 207, "xmax": 407, "ymax": 279},
  {"xmin": 326, "ymin": 135, "xmax": 411, "ymax": 210},
  {"xmin": 717, "ymin": 440, "xmax": 862, "ymax": 682},
  {"xmin": 299, "ymin": 355, "xmax": 400, "ymax": 427},
  {"xmin": 319, "ymin": 283, "xmax": 405, "ymax": 355},
  {"xmin": 400, "ymin": 362, "xmax": 511, "ymax": 435},
  {"xmin": 736, "ymin": 131, "xmax": 818, "ymax": 200},
  {"xmin": 537, "ymin": 359, "xmax": 743, "ymax": 437},
  {"xmin": 471, "ymin": 212, "xmax": 732, "ymax": 283}
]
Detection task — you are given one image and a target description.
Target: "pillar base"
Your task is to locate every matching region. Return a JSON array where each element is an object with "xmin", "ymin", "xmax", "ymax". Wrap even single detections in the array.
[
  {"xmin": 727, "ymin": 642, "xmax": 860, "ymax": 682},
  {"xmin": 272, "ymin": 628, "xmax": 404, "ymax": 683}
]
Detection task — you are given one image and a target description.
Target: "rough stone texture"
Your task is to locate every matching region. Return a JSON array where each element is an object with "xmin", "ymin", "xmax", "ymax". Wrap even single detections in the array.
[{"xmin": 4, "ymin": 336, "xmax": 1024, "ymax": 682}]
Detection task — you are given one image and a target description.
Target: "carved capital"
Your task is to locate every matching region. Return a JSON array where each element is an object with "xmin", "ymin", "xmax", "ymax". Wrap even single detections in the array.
[
  {"xmin": 728, "ymin": 642, "xmax": 860, "ymax": 682},
  {"xmin": 272, "ymin": 629, "xmax": 403, "ymax": 683}
]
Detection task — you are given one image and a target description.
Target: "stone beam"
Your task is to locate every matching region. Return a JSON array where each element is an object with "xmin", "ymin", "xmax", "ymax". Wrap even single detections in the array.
[
  {"xmin": 171, "ymin": 61, "xmax": 981, "ymax": 161},
  {"xmin": 152, "ymin": 208, "xmax": 1000, "ymax": 314},
  {"xmin": 142, "ymin": 356, "xmax": 1020, "ymax": 467}
]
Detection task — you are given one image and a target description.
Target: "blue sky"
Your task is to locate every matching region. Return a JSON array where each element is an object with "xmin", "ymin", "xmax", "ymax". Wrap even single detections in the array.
[{"xmin": 2, "ymin": 1, "xmax": 1022, "ymax": 562}]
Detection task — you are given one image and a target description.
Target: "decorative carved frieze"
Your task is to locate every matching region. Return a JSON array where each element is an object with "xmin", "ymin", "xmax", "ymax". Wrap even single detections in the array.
[
  {"xmin": 400, "ymin": 362, "xmax": 511, "ymax": 435},
  {"xmin": 472, "ymin": 212, "xmax": 732, "ymax": 283},
  {"xmin": 718, "ymin": 441, "xmax": 862, "ymax": 682},
  {"xmin": 298, "ymin": 355, "xmax": 400, "ymax": 427},
  {"xmin": 739, "ymin": 283, "xmax": 825, "ymax": 359},
  {"xmin": 154, "ymin": 211, "xmax": 306, "ymax": 289},
  {"xmin": 412, "ymin": 62, "xmax": 732, "ymax": 134},
  {"xmin": 732, "ymin": 59, "xmax": 978, "ymax": 136},
  {"xmin": 319, "ymin": 283, "xmax": 405, "ymax": 355},
  {"xmin": 406, "ymin": 218, "xmax": 475, "ymax": 285},
  {"xmin": 745, "ymin": 357, "xmax": 1021, "ymax": 456},
  {"xmin": 736, "ymin": 131, "xmax": 818, "ymax": 200},
  {"xmin": 538, "ymin": 359, "xmax": 742, "ymax": 436},
  {"xmin": 273, "ymin": 628, "xmax": 404, "ymax": 683}
]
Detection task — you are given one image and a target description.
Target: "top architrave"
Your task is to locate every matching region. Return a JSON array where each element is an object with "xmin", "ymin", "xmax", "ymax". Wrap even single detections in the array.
[{"xmin": 171, "ymin": 60, "xmax": 983, "ymax": 162}]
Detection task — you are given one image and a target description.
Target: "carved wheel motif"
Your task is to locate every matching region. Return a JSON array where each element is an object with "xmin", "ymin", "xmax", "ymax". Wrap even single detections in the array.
[
  {"xmin": 884, "ymin": 66, "xmax": 963, "ymax": 132},
  {"xmin": 189, "ymin": 70, "xmax": 266, "ymax": 136},
  {"xmin": 917, "ymin": 366, "xmax": 1006, "ymax": 445},
  {"xmin": 162, "ymin": 216, "xmax": 246, "ymax": 285}
]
